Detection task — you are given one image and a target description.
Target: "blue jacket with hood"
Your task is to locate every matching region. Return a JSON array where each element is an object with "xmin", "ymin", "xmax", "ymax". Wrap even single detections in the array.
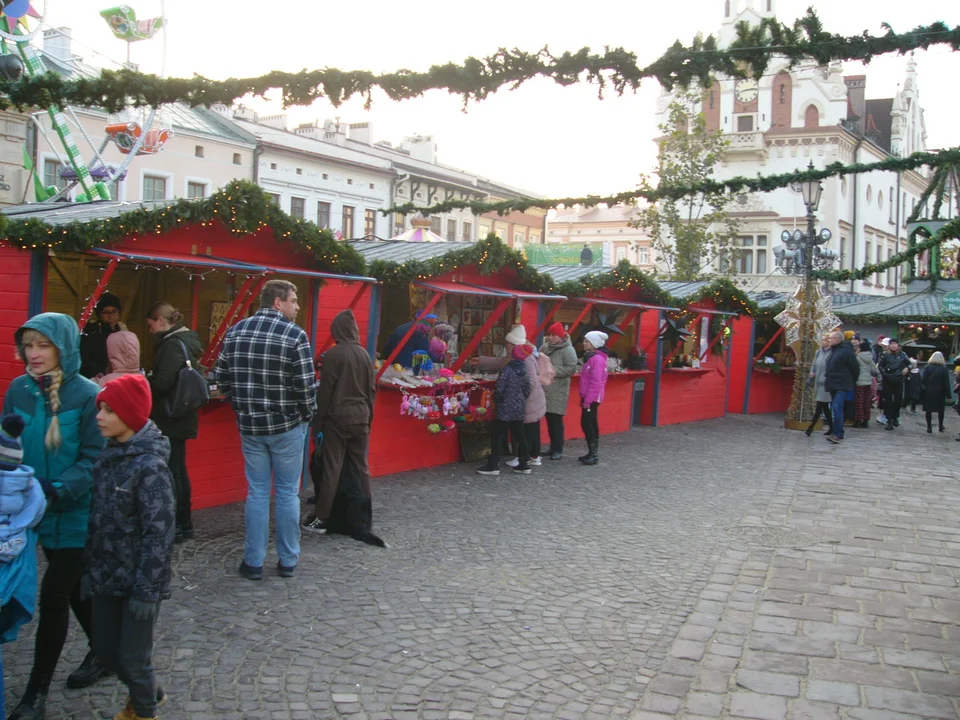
[{"xmin": 2, "ymin": 313, "xmax": 104, "ymax": 549}]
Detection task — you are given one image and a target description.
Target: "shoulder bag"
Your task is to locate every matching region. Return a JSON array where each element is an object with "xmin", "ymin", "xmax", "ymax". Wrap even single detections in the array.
[{"xmin": 163, "ymin": 338, "xmax": 210, "ymax": 418}]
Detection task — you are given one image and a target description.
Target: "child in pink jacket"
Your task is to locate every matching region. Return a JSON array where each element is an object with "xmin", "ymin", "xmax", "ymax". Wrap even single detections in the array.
[{"xmin": 579, "ymin": 331, "xmax": 609, "ymax": 465}]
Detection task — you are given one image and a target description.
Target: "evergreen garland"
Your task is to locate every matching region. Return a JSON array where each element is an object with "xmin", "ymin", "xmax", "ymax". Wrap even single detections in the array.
[
  {"xmin": 387, "ymin": 147, "xmax": 960, "ymax": 217},
  {"xmin": 0, "ymin": 180, "xmax": 366, "ymax": 275},
  {"xmin": 0, "ymin": 11, "xmax": 953, "ymax": 112}
]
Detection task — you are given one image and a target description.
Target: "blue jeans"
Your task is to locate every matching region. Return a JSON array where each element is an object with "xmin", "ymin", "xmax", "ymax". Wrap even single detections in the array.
[
  {"xmin": 830, "ymin": 390, "xmax": 851, "ymax": 439},
  {"xmin": 240, "ymin": 423, "xmax": 308, "ymax": 568}
]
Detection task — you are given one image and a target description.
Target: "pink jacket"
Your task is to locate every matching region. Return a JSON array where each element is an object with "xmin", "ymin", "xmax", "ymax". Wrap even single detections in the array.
[
  {"xmin": 579, "ymin": 350, "xmax": 609, "ymax": 407},
  {"xmin": 98, "ymin": 330, "xmax": 143, "ymax": 387}
]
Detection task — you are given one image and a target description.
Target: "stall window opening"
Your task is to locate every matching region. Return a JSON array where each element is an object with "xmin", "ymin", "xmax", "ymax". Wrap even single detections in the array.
[
  {"xmin": 290, "ymin": 196, "xmax": 305, "ymax": 219},
  {"xmin": 317, "ymin": 201, "xmax": 331, "ymax": 228},
  {"xmin": 143, "ymin": 175, "xmax": 167, "ymax": 202},
  {"xmin": 342, "ymin": 205, "xmax": 355, "ymax": 238},
  {"xmin": 364, "ymin": 209, "xmax": 377, "ymax": 237},
  {"xmin": 187, "ymin": 182, "xmax": 206, "ymax": 199}
]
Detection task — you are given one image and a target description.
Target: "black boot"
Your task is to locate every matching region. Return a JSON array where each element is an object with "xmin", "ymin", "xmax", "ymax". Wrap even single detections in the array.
[
  {"xmin": 577, "ymin": 445, "xmax": 592, "ymax": 462},
  {"xmin": 580, "ymin": 440, "xmax": 599, "ymax": 466},
  {"xmin": 10, "ymin": 674, "xmax": 50, "ymax": 720},
  {"xmin": 66, "ymin": 650, "xmax": 111, "ymax": 689}
]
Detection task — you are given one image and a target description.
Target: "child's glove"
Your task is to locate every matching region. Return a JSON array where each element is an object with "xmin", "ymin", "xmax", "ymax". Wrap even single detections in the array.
[
  {"xmin": 37, "ymin": 477, "xmax": 58, "ymax": 501},
  {"xmin": 128, "ymin": 598, "xmax": 157, "ymax": 622}
]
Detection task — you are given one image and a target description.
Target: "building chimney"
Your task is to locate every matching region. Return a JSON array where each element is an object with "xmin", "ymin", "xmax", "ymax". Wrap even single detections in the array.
[
  {"xmin": 294, "ymin": 121, "xmax": 321, "ymax": 140},
  {"xmin": 259, "ymin": 113, "xmax": 288, "ymax": 131},
  {"xmin": 400, "ymin": 134, "xmax": 437, "ymax": 164},
  {"xmin": 232, "ymin": 104, "xmax": 258, "ymax": 122},
  {"xmin": 843, "ymin": 75, "xmax": 866, "ymax": 135},
  {"xmin": 42, "ymin": 27, "xmax": 73, "ymax": 63},
  {"xmin": 348, "ymin": 122, "xmax": 373, "ymax": 145},
  {"xmin": 321, "ymin": 118, "xmax": 347, "ymax": 147}
]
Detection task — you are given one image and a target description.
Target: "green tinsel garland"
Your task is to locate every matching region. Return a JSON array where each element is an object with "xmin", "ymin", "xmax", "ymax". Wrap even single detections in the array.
[
  {"xmin": 813, "ymin": 217, "xmax": 960, "ymax": 282},
  {"xmin": 0, "ymin": 180, "xmax": 366, "ymax": 276},
  {"xmin": 387, "ymin": 148, "xmax": 960, "ymax": 217},
  {"xmin": 0, "ymin": 11, "xmax": 954, "ymax": 112}
]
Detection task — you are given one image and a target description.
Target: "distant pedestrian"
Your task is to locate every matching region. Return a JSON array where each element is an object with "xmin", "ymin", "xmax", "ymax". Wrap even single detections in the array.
[
  {"xmin": 86, "ymin": 373, "xmax": 174, "ymax": 720},
  {"xmin": 878, "ymin": 339, "xmax": 910, "ymax": 431},
  {"xmin": 540, "ymin": 323, "xmax": 578, "ymax": 460},
  {"xmin": 876, "ymin": 337, "xmax": 892, "ymax": 423},
  {"xmin": 853, "ymin": 340, "xmax": 877, "ymax": 428},
  {"xmin": 578, "ymin": 331, "xmax": 609, "ymax": 465},
  {"xmin": 824, "ymin": 331, "xmax": 858, "ymax": 444},
  {"xmin": 216, "ymin": 280, "xmax": 316, "ymax": 581},
  {"xmin": 806, "ymin": 335, "xmax": 833, "ymax": 437},
  {"xmin": 921, "ymin": 352, "xmax": 952, "ymax": 434},
  {"xmin": 903, "ymin": 358, "xmax": 921, "ymax": 413}
]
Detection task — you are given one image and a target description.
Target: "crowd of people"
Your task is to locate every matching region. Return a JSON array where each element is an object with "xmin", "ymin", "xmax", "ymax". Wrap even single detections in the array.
[{"xmin": 808, "ymin": 329, "xmax": 958, "ymax": 443}]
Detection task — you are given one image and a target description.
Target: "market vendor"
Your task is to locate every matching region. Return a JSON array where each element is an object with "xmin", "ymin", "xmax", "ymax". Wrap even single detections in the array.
[
  {"xmin": 382, "ymin": 312, "xmax": 442, "ymax": 368},
  {"xmin": 79, "ymin": 292, "xmax": 126, "ymax": 379}
]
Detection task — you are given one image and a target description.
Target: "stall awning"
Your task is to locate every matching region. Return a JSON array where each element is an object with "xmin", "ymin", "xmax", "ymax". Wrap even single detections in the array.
[
  {"xmin": 688, "ymin": 307, "xmax": 739, "ymax": 317},
  {"xmin": 571, "ymin": 297, "xmax": 679, "ymax": 312},
  {"xmin": 90, "ymin": 248, "xmax": 265, "ymax": 272},
  {"xmin": 206, "ymin": 256, "xmax": 378, "ymax": 284},
  {"xmin": 415, "ymin": 280, "xmax": 566, "ymax": 302}
]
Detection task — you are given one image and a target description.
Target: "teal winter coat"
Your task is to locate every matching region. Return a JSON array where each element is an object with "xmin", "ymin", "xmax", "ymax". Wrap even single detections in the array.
[{"xmin": 2, "ymin": 313, "xmax": 105, "ymax": 549}]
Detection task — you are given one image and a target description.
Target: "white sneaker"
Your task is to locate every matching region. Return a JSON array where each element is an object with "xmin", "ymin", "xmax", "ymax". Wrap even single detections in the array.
[
  {"xmin": 529, "ymin": 457, "xmax": 542, "ymax": 466},
  {"xmin": 877, "ymin": 415, "xmax": 887, "ymax": 425},
  {"xmin": 506, "ymin": 457, "xmax": 520, "ymax": 468}
]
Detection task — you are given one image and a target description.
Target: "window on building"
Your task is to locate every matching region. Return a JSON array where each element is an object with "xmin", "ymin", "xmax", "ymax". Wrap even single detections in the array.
[
  {"xmin": 479, "ymin": 223, "xmax": 491, "ymax": 238},
  {"xmin": 639, "ymin": 247, "xmax": 650, "ymax": 265},
  {"xmin": 296, "ymin": 168, "xmax": 302, "ymax": 176},
  {"xmin": 270, "ymin": 163, "xmax": 277, "ymax": 170},
  {"xmin": 430, "ymin": 217, "xmax": 442, "ymax": 234},
  {"xmin": 342, "ymin": 205, "xmax": 355, "ymax": 238},
  {"xmin": 232, "ymin": 153, "xmax": 241, "ymax": 165},
  {"xmin": 864, "ymin": 241, "xmax": 872, "ymax": 283},
  {"xmin": 194, "ymin": 145, "xmax": 204, "ymax": 158},
  {"xmin": 514, "ymin": 231, "xmax": 526, "ymax": 246},
  {"xmin": 187, "ymin": 182, "xmax": 206, "ymax": 199},
  {"xmin": 462, "ymin": 221, "xmax": 472, "ymax": 241},
  {"xmin": 889, "ymin": 186, "xmax": 894, "ymax": 221},
  {"xmin": 364, "ymin": 209, "xmax": 377, "ymax": 237},
  {"xmin": 105, "ymin": 181, "xmax": 119, "ymax": 201},
  {"xmin": 142, "ymin": 175, "xmax": 166, "ymax": 201},
  {"xmin": 369, "ymin": 183, "xmax": 375, "ymax": 190},
  {"xmin": 268, "ymin": 193, "xmax": 280, "ymax": 205},
  {"xmin": 840, "ymin": 237, "xmax": 847, "ymax": 270},
  {"xmin": 347, "ymin": 178, "xmax": 353, "ymax": 185},
  {"xmin": 616, "ymin": 247, "xmax": 627, "ymax": 262},
  {"xmin": 887, "ymin": 249, "xmax": 893, "ymax": 287},
  {"xmin": 529, "ymin": 232, "xmax": 540, "ymax": 244},
  {"xmin": 446, "ymin": 219, "xmax": 457, "ymax": 242},
  {"xmin": 804, "ymin": 105, "xmax": 820, "ymax": 128},
  {"xmin": 394, "ymin": 212, "xmax": 405, "ymax": 236},
  {"xmin": 290, "ymin": 196, "xmax": 305, "ymax": 219},
  {"xmin": 736, "ymin": 114, "xmax": 754, "ymax": 132},
  {"xmin": 878, "ymin": 190, "xmax": 884, "ymax": 210},
  {"xmin": 322, "ymin": 173, "xmax": 328, "ymax": 180},
  {"xmin": 317, "ymin": 201, "xmax": 331, "ymax": 228},
  {"xmin": 866, "ymin": 185, "xmax": 873, "ymax": 204},
  {"xmin": 876, "ymin": 243, "xmax": 883, "ymax": 286},
  {"xmin": 735, "ymin": 234, "xmax": 766, "ymax": 274},
  {"xmin": 43, "ymin": 159, "xmax": 67, "ymax": 191},
  {"xmin": 779, "ymin": 84, "xmax": 786, "ymax": 104},
  {"xmin": 708, "ymin": 91, "xmax": 715, "ymax": 110}
]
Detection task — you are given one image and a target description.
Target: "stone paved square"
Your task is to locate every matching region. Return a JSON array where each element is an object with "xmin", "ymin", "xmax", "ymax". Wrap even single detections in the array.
[{"xmin": 4, "ymin": 414, "xmax": 960, "ymax": 718}]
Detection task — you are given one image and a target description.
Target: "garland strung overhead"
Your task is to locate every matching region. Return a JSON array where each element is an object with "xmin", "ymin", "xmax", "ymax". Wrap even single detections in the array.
[
  {"xmin": 0, "ymin": 11, "xmax": 955, "ymax": 113},
  {"xmin": 812, "ymin": 217, "xmax": 960, "ymax": 282},
  {"xmin": 387, "ymin": 147, "xmax": 960, "ymax": 217},
  {"xmin": 0, "ymin": 180, "xmax": 366, "ymax": 276}
]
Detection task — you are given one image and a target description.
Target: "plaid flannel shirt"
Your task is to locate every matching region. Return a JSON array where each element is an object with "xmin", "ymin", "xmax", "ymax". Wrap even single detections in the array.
[{"xmin": 215, "ymin": 308, "xmax": 317, "ymax": 436}]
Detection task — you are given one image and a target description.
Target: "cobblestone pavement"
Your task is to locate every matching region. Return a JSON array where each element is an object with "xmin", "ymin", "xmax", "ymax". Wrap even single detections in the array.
[{"xmin": 4, "ymin": 412, "xmax": 960, "ymax": 719}]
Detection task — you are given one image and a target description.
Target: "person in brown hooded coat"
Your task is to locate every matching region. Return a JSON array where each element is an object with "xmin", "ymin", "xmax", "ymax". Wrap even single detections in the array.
[{"xmin": 304, "ymin": 309, "xmax": 376, "ymax": 533}]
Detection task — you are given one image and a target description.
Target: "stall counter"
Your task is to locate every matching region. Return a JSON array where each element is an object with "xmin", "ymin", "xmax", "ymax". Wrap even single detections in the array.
[{"xmin": 552, "ymin": 370, "xmax": 651, "ymax": 442}]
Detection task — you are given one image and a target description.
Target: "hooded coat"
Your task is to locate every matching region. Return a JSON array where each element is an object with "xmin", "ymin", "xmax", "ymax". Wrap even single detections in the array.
[
  {"xmin": 314, "ymin": 310, "xmax": 376, "ymax": 429},
  {"xmin": 540, "ymin": 336, "xmax": 578, "ymax": 416},
  {"xmin": 3, "ymin": 313, "xmax": 104, "ymax": 549},
  {"xmin": 79, "ymin": 291, "xmax": 125, "ymax": 378},
  {"xmin": 149, "ymin": 324, "xmax": 204, "ymax": 440},
  {"xmin": 98, "ymin": 330, "xmax": 142, "ymax": 387},
  {"xmin": 0, "ymin": 465, "xmax": 45, "ymax": 643},
  {"xmin": 85, "ymin": 421, "xmax": 174, "ymax": 602},
  {"xmin": 494, "ymin": 359, "xmax": 531, "ymax": 422},
  {"xmin": 579, "ymin": 347, "xmax": 610, "ymax": 406}
]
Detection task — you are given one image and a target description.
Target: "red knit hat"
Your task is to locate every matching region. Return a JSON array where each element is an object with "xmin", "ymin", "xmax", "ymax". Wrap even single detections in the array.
[
  {"xmin": 98, "ymin": 373, "xmax": 152, "ymax": 433},
  {"xmin": 547, "ymin": 322, "xmax": 566, "ymax": 338}
]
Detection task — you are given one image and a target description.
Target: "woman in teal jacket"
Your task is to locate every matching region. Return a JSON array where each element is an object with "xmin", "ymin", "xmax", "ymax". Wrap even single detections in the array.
[{"xmin": 4, "ymin": 313, "xmax": 106, "ymax": 720}]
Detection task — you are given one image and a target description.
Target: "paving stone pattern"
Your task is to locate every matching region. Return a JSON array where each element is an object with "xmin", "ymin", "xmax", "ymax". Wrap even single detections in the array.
[{"xmin": 4, "ymin": 413, "xmax": 959, "ymax": 719}]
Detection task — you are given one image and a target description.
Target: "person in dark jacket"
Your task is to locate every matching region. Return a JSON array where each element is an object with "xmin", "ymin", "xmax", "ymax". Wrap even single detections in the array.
[
  {"xmin": 381, "ymin": 312, "xmax": 439, "ymax": 369},
  {"xmin": 146, "ymin": 301, "xmax": 204, "ymax": 544},
  {"xmin": 824, "ymin": 331, "xmax": 859, "ymax": 444},
  {"xmin": 477, "ymin": 344, "xmax": 532, "ymax": 476},
  {"xmin": 79, "ymin": 292, "xmax": 126, "ymax": 379},
  {"xmin": 921, "ymin": 351, "xmax": 952, "ymax": 433},
  {"xmin": 903, "ymin": 358, "xmax": 922, "ymax": 413},
  {"xmin": 5, "ymin": 314, "xmax": 108, "ymax": 720},
  {"xmin": 877, "ymin": 339, "xmax": 910, "ymax": 431},
  {"xmin": 86, "ymin": 373, "xmax": 174, "ymax": 720},
  {"xmin": 304, "ymin": 310, "xmax": 376, "ymax": 535}
]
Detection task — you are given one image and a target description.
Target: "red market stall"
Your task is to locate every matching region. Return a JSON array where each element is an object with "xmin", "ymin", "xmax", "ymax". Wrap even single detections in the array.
[
  {"xmin": 351, "ymin": 240, "xmax": 566, "ymax": 477},
  {"xmin": 655, "ymin": 282, "xmax": 755, "ymax": 426},
  {"xmin": 0, "ymin": 192, "xmax": 378, "ymax": 510},
  {"xmin": 729, "ymin": 297, "xmax": 796, "ymax": 415}
]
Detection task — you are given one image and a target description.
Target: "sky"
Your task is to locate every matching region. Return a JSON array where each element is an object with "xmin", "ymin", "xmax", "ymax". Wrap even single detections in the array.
[{"xmin": 41, "ymin": 0, "xmax": 960, "ymax": 200}]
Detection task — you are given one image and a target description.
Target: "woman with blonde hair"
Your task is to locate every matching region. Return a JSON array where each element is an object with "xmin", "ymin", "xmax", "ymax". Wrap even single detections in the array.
[
  {"xmin": 4, "ymin": 313, "xmax": 106, "ymax": 718},
  {"xmin": 921, "ymin": 351, "xmax": 952, "ymax": 434}
]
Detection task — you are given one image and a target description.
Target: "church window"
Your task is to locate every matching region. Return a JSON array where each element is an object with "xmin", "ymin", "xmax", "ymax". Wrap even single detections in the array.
[
  {"xmin": 804, "ymin": 104, "xmax": 820, "ymax": 128},
  {"xmin": 724, "ymin": 0, "xmax": 730, "ymax": 17},
  {"xmin": 780, "ymin": 84, "xmax": 786, "ymax": 104},
  {"xmin": 709, "ymin": 91, "xmax": 715, "ymax": 110}
]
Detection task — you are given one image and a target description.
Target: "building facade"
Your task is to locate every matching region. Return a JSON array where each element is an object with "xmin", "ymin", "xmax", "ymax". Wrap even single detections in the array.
[
  {"xmin": 654, "ymin": 0, "xmax": 929, "ymax": 296},
  {"xmin": 546, "ymin": 205, "xmax": 655, "ymax": 268}
]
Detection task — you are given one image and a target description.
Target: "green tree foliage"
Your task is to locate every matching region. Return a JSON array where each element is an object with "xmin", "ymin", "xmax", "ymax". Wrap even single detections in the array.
[{"xmin": 632, "ymin": 90, "xmax": 741, "ymax": 281}]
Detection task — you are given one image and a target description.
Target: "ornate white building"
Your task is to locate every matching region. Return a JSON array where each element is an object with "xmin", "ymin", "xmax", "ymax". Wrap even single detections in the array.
[{"xmin": 654, "ymin": 0, "xmax": 930, "ymax": 296}]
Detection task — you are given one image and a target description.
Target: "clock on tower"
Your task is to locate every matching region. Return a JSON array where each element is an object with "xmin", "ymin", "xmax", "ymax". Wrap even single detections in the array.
[{"xmin": 734, "ymin": 78, "xmax": 759, "ymax": 103}]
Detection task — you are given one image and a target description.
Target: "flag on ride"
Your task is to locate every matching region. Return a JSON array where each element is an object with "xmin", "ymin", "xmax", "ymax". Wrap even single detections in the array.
[{"xmin": 99, "ymin": 6, "xmax": 164, "ymax": 42}]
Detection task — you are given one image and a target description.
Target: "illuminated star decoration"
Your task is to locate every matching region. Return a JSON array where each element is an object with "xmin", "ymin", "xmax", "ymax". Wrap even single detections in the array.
[{"xmin": 774, "ymin": 283, "xmax": 841, "ymax": 353}]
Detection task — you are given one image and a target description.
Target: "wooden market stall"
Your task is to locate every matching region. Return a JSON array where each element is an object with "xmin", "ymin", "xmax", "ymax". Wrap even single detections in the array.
[
  {"xmin": 533, "ymin": 264, "xmax": 678, "ymax": 434},
  {"xmin": 351, "ymin": 239, "xmax": 567, "ymax": 477},
  {"xmin": 0, "ymin": 189, "xmax": 378, "ymax": 510},
  {"xmin": 654, "ymin": 281, "xmax": 755, "ymax": 426}
]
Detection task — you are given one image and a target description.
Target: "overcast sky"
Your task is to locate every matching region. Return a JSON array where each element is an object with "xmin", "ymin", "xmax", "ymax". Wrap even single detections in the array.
[{"xmin": 43, "ymin": 0, "xmax": 960, "ymax": 199}]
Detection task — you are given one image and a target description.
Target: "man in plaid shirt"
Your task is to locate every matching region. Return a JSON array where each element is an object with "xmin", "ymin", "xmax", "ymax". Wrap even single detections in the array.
[{"xmin": 215, "ymin": 279, "xmax": 316, "ymax": 580}]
